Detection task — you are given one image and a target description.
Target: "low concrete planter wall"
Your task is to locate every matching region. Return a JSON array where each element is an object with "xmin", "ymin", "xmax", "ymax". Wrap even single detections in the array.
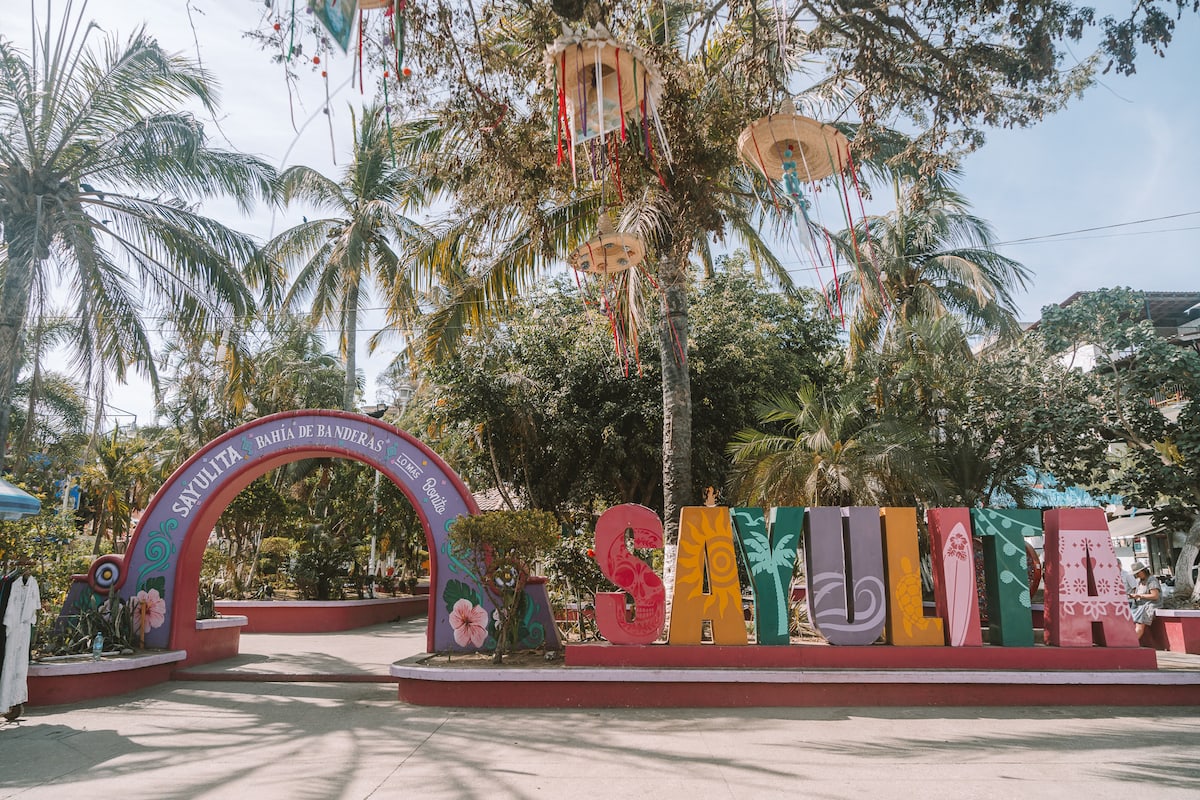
[
  {"xmin": 1153, "ymin": 609, "xmax": 1200, "ymax": 654},
  {"xmin": 213, "ymin": 596, "xmax": 426, "ymax": 633},
  {"xmin": 178, "ymin": 615, "xmax": 249, "ymax": 668},
  {"xmin": 28, "ymin": 650, "xmax": 186, "ymax": 707}
]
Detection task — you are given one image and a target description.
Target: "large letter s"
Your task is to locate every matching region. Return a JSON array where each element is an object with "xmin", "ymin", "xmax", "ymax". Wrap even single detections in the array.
[{"xmin": 594, "ymin": 503, "xmax": 666, "ymax": 645}]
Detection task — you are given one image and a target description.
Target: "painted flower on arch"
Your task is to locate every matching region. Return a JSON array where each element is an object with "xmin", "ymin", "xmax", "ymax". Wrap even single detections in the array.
[
  {"xmin": 449, "ymin": 598, "xmax": 488, "ymax": 648},
  {"xmin": 133, "ymin": 588, "xmax": 167, "ymax": 632}
]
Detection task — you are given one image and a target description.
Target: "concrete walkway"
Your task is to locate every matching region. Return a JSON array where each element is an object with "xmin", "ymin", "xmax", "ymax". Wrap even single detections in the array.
[
  {"xmin": 4, "ymin": 620, "xmax": 1200, "ymax": 799},
  {"xmin": 175, "ymin": 616, "xmax": 429, "ymax": 682}
]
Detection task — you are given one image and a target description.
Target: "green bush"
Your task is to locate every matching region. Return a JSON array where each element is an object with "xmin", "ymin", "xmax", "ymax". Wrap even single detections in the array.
[
  {"xmin": 542, "ymin": 530, "xmax": 615, "ymax": 642},
  {"xmin": 257, "ymin": 536, "xmax": 296, "ymax": 576},
  {"xmin": 292, "ymin": 525, "xmax": 352, "ymax": 600},
  {"xmin": 448, "ymin": 510, "xmax": 559, "ymax": 662}
]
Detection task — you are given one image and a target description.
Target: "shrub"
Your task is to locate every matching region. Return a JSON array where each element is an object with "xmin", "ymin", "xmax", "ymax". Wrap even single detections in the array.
[
  {"xmin": 448, "ymin": 510, "xmax": 559, "ymax": 663},
  {"xmin": 257, "ymin": 536, "xmax": 296, "ymax": 576}
]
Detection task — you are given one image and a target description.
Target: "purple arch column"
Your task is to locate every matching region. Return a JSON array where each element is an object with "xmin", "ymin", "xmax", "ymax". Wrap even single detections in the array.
[{"xmin": 64, "ymin": 411, "xmax": 559, "ymax": 653}]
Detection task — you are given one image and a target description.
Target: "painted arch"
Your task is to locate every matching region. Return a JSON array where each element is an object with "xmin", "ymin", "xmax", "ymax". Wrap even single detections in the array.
[{"xmin": 68, "ymin": 410, "xmax": 559, "ymax": 654}]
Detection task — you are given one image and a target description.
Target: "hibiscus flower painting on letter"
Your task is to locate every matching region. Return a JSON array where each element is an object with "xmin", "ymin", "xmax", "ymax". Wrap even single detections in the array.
[
  {"xmin": 449, "ymin": 598, "xmax": 489, "ymax": 648},
  {"xmin": 133, "ymin": 588, "xmax": 167, "ymax": 642}
]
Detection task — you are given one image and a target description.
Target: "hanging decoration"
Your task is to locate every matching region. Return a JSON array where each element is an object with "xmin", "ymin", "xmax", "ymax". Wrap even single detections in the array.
[
  {"xmin": 544, "ymin": 24, "xmax": 670, "ymax": 186},
  {"xmin": 308, "ymin": 0, "xmax": 358, "ymax": 53},
  {"xmin": 568, "ymin": 214, "xmax": 646, "ymax": 276},
  {"xmin": 544, "ymin": 25, "xmax": 676, "ymax": 375},
  {"xmin": 737, "ymin": 99, "xmax": 882, "ymax": 324},
  {"xmin": 568, "ymin": 213, "xmax": 653, "ymax": 376},
  {"xmin": 736, "ymin": 100, "xmax": 848, "ymax": 182}
]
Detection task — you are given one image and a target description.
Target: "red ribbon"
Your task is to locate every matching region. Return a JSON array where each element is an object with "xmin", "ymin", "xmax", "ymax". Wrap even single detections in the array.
[
  {"xmin": 615, "ymin": 48, "xmax": 627, "ymax": 142},
  {"xmin": 556, "ymin": 54, "xmax": 566, "ymax": 166},
  {"xmin": 823, "ymin": 227, "xmax": 845, "ymax": 327},
  {"xmin": 848, "ymin": 148, "xmax": 889, "ymax": 311}
]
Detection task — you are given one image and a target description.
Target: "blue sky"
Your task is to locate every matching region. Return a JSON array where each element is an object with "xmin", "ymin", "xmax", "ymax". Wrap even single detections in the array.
[{"xmin": 3, "ymin": 1, "xmax": 1197, "ymax": 423}]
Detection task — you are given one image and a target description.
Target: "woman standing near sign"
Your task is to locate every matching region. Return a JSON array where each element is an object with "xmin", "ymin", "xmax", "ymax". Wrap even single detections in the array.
[{"xmin": 1129, "ymin": 561, "xmax": 1163, "ymax": 641}]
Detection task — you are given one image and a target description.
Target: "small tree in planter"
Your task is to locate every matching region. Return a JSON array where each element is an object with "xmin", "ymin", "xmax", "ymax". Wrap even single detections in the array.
[{"xmin": 448, "ymin": 510, "xmax": 559, "ymax": 663}]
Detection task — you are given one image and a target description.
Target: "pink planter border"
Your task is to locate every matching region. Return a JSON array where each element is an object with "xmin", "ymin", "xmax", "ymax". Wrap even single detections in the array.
[
  {"xmin": 28, "ymin": 650, "xmax": 185, "ymax": 706},
  {"xmin": 214, "ymin": 596, "xmax": 426, "ymax": 633}
]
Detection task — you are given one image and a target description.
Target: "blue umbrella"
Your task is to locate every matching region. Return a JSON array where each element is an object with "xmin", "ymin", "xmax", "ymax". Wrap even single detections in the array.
[{"xmin": 0, "ymin": 477, "xmax": 40, "ymax": 521}]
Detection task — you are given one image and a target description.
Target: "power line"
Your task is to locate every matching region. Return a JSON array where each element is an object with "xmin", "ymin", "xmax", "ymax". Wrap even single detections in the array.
[
  {"xmin": 992, "ymin": 210, "xmax": 1200, "ymax": 246},
  {"xmin": 993, "ymin": 225, "xmax": 1200, "ymax": 247},
  {"xmin": 32, "ymin": 210, "xmax": 1200, "ymax": 323}
]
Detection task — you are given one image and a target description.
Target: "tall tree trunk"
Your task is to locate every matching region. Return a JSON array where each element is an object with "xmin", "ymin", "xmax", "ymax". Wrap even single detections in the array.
[
  {"xmin": 0, "ymin": 240, "xmax": 37, "ymax": 468},
  {"xmin": 658, "ymin": 252, "xmax": 692, "ymax": 544},
  {"xmin": 13, "ymin": 305, "xmax": 45, "ymax": 474},
  {"xmin": 1172, "ymin": 513, "xmax": 1200, "ymax": 601},
  {"xmin": 93, "ymin": 507, "xmax": 109, "ymax": 555},
  {"xmin": 343, "ymin": 282, "xmax": 360, "ymax": 412}
]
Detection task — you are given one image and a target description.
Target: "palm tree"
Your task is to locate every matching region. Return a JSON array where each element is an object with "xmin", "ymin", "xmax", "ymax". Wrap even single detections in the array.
[
  {"xmin": 264, "ymin": 105, "xmax": 428, "ymax": 412},
  {"xmin": 831, "ymin": 184, "xmax": 1030, "ymax": 358},
  {"xmin": 727, "ymin": 379, "xmax": 936, "ymax": 508},
  {"xmin": 384, "ymin": 8, "xmax": 851, "ymax": 539},
  {"xmin": 245, "ymin": 314, "xmax": 346, "ymax": 417},
  {"xmin": 0, "ymin": 3, "xmax": 276, "ymax": 463},
  {"xmin": 82, "ymin": 426, "xmax": 151, "ymax": 554},
  {"xmin": 6, "ymin": 310, "xmax": 87, "ymax": 473}
]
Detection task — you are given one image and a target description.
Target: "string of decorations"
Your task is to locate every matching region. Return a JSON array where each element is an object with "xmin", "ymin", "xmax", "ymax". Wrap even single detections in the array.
[{"xmin": 545, "ymin": 24, "xmax": 677, "ymax": 373}]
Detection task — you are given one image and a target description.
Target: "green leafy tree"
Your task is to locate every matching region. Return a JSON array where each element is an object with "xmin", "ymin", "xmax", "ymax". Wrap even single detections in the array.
[
  {"xmin": 833, "ymin": 185, "xmax": 1030, "ymax": 358},
  {"xmin": 245, "ymin": 315, "xmax": 346, "ymax": 417},
  {"xmin": 80, "ymin": 427, "xmax": 151, "ymax": 554},
  {"xmin": 215, "ymin": 477, "xmax": 289, "ymax": 598},
  {"xmin": 420, "ymin": 271, "xmax": 838, "ymax": 513},
  {"xmin": 1036, "ymin": 287, "xmax": 1200, "ymax": 599},
  {"xmin": 852, "ymin": 315, "xmax": 1094, "ymax": 509},
  {"xmin": 0, "ymin": 504, "xmax": 88, "ymax": 618},
  {"xmin": 689, "ymin": 267, "xmax": 841, "ymax": 500},
  {"xmin": 257, "ymin": 536, "xmax": 297, "ymax": 579},
  {"xmin": 0, "ymin": 5, "xmax": 275, "ymax": 461}
]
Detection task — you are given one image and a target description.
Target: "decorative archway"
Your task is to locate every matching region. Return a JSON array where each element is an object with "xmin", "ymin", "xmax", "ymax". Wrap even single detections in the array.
[{"xmin": 66, "ymin": 411, "xmax": 559, "ymax": 655}]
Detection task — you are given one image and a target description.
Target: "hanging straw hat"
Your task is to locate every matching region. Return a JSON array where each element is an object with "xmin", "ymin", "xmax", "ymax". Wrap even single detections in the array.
[
  {"xmin": 737, "ymin": 99, "xmax": 850, "ymax": 182},
  {"xmin": 569, "ymin": 214, "xmax": 645, "ymax": 275},
  {"xmin": 545, "ymin": 23, "xmax": 665, "ymax": 145}
]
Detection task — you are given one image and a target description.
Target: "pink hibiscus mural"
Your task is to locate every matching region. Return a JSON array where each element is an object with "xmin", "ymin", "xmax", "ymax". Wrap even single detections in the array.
[
  {"xmin": 133, "ymin": 588, "xmax": 167, "ymax": 634},
  {"xmin": 449, "ymin": 598, "xmax": 488, "ymax": 648}
]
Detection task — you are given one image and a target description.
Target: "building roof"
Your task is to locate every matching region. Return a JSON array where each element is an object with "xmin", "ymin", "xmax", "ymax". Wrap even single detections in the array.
[
  {"xmin": 1055, "ymin": 290, "xmax": 1200, "ymax": 335},
  {"xmin": 1107, "ymin": 513, "xmax": 1164, "ymax": 541}
]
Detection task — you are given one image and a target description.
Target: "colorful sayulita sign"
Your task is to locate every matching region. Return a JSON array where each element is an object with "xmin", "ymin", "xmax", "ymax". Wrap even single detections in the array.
[{"xmin": 592, "ymin": 503, "xmax": 1139, "ymax": 649}]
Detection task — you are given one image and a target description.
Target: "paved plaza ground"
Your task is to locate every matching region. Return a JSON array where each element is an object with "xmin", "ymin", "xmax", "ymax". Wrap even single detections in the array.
[{"xmin": 4, "ymin": 618, "xmax": 1200, "ymax": 799}]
